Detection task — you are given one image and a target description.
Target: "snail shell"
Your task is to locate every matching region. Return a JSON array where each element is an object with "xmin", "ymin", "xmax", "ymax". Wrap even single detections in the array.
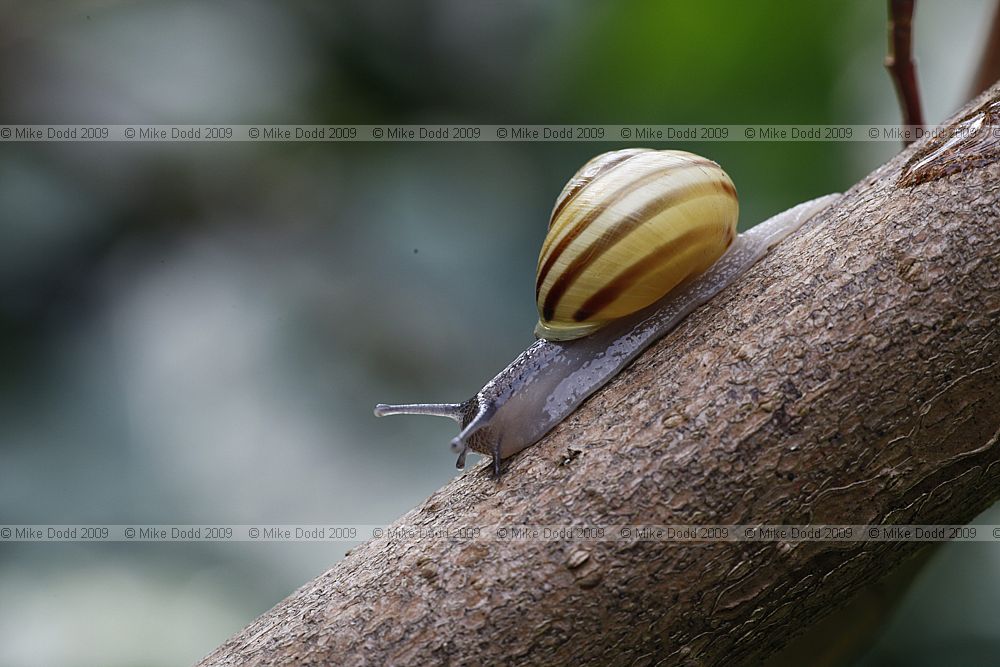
[{"xmin": 535, "ymin": 149, "xmax": 739, "ymax": 341}]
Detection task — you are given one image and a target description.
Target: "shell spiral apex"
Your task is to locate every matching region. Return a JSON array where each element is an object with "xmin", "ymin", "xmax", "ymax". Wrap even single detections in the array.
[{"xmin": 534, "ymin": 148, "xmax": 739, "ymax": 341}]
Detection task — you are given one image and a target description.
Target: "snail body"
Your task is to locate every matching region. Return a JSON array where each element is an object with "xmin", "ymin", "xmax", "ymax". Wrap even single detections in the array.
[{"xmin": 375, "ymin": 149, "xmax": 840, "ymax": 477}]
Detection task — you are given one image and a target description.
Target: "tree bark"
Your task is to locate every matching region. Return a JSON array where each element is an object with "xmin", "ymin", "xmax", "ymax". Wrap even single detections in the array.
[{"xmin": 199, "ymin": 85, "xmax": 1000, "ymax": 667}]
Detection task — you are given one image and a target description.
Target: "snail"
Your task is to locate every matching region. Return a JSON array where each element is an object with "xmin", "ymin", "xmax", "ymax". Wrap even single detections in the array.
[{"xmin": 375, "ymin": 149, "xmax": 840, "ymax": 477}]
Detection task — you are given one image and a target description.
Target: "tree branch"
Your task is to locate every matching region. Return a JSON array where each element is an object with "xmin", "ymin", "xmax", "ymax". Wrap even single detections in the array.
[{"xmin": 199, "ymin": 83, "xmax": 1000, "ymax": 667}]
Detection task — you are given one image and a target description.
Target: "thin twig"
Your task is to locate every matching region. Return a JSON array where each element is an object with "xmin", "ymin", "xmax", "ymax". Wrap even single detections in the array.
[
  {"xmin": 970, "ymin": 0, "xmax": 1000, "ymax": 100},
  {"xmin": 885, "ymin": 0, "xmax": 924, "ymax": 146}
]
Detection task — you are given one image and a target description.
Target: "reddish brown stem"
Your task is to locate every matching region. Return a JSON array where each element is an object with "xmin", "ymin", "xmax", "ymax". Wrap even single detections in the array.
[
  {"xmin": 885, "ymin": 0, "xmax": 924, "ymax": 146},
  {"xmin": 971, "ymin": 0, "xmax": 1000, "ymax": 99}
]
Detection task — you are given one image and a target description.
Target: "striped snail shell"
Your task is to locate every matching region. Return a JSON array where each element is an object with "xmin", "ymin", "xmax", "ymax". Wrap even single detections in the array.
[
  {"xmin": 375, "ymin": 148, "xmax": 840, "ymax": 478},
  {"xmin": 535, "ymin": 149, "xmax": 739, "ymax": 341}
]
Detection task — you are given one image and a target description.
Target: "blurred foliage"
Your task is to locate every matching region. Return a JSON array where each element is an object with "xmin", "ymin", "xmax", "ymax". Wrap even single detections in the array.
[{"xmin": 0, "ymin": 1, "xmax": 998, "ymax": 665}]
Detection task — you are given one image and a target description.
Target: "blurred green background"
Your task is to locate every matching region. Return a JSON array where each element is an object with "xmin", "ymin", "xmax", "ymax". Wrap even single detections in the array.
[{"xmin": 1, "ymin": 1, "xmax": 998, "ymax": 665}]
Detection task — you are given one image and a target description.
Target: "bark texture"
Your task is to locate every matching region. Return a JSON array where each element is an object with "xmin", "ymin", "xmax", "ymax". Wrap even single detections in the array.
[{"xmin": 200, "ymin": 86, "xmax": 1000, "ymax": 666}]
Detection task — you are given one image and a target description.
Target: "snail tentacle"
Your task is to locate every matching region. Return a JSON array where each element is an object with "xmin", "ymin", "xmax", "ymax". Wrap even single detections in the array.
[
  {"xmin": 449, "ymin": 402, "xmax": 490, "ymax": 461},
  {"xmin": 373, "ymin": 403, "xmax": 465, "ymax": 421}
]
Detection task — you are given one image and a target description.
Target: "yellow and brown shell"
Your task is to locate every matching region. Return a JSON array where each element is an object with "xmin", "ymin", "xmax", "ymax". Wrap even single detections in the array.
[{"xmin": 534, "ymin": 148, "xmax": 739, "ymax": 341}]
